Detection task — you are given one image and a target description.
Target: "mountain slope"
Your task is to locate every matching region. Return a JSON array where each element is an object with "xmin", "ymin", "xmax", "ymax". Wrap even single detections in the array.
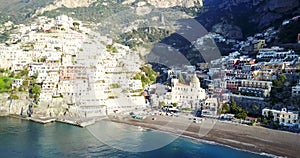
[{"xmin": 195, "ymin": 0, "xmax": 300, "ymax": 39}]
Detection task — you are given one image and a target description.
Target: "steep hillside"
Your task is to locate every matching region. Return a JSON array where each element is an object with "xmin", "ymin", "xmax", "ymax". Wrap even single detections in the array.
[
  {"xmin": 0, "ymin": 0, "xmax": 55, "ymax": 24},
  {"xmin": 34, "ymin": 0, "xmax": 97, "ymax": 16},
  {"xmin": 195, "ymin": 0, "xmax": 300, "ymax": 39}
]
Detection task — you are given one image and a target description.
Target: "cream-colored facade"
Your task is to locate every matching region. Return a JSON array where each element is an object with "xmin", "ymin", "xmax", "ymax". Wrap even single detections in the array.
[
  {"xmin": 262, "ymin": 108, "xmax": 299, "ymax": 126},
  {"xmin": 171, "ymin": 74, "xmax": 206, "ymax": 109}
]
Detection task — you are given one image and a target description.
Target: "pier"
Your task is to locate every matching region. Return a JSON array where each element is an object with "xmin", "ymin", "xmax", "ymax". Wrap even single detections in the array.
[{"xmin": 4, "ymin": 114, "xmax": 106, "ymax": 127}]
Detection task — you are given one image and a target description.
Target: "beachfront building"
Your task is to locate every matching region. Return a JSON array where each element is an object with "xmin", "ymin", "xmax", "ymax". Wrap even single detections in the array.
[
  {"xmin": 171, "ymin": 74, "xmax": 206, "ymax": 109},
  {"xmin": 39, "ymin": 71, "xmax": 60, "ymax": 102},
  {"xmin": 202, "ymin": 97, "xmax": 219, "ymax": 116},
  {"xmin": 262, "ymin": 108, "xmax": 299, "ymax": 127},
  {"xmin": 292, "ymin": 80, "xmax": 300, "ymax": 96},
  {"xmin": 239, "ymin": 80, "xmax": 272, "ymax": 97}
]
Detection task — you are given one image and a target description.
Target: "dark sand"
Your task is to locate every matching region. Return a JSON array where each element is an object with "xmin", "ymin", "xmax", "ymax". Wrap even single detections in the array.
[{"xmin": 110, "ymin": 115, "xmax": 300, "ymax": 158}]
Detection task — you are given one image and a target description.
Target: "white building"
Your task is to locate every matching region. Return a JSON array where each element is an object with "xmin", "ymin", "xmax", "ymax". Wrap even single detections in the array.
[
  {"xmin": 202, "ymin": 97, "xmax": 219, "ymax": 116},
  {"xmin": 262, "ymin": 108, "xmax": 299, "ymax": 127},
  {"xmin": 292, "ymin": 80, "xmax": 300, "ymax": 96},
  {"xmin": 171, "ymin": 74, "xmax": 206, "ymax": 109},
  {"xmin": 12, "ymin": 79, "xmax": 24, "ymax": 89}
]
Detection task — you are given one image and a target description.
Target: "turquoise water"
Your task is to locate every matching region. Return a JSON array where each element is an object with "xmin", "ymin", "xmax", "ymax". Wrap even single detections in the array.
[{"xmin": 0, "ymin": 117, "xmax": 271, "ymax": 158}]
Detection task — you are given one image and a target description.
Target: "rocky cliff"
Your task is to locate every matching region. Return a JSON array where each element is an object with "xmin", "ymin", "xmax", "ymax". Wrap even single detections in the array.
[
  {"xmin": 122, "ymin": 0, "xmax": 203, "ymax": 8},
  {"xmin": 35, "ymin": 0, "xmax": 97, "ymax": 15},
  {"xmin": 146, "ymin": 0, "xmax": 203, "ymax": 8},
  {"xmin": 196, "ymin": 0, "xmax": 300, "ymax": 39}
]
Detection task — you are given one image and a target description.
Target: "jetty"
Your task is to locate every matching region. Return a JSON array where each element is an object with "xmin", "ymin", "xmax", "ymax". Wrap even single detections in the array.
[{"xmin": 5, "ymin": 114, "xmax": 106, "ymax": 127}]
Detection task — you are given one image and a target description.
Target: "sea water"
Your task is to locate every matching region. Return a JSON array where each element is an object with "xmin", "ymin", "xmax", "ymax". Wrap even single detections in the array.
[{"xmin": 0, "ymin": 117, "xmax": 272, "ymax": 158}]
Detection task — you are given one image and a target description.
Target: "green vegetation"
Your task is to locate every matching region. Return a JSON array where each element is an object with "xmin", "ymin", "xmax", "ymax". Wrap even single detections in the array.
[
  {"xmin": 9, "ymin": 93, "xmax": 19, "ymax": 100},
  {"xmin": 0, "ymin": 68, "xmax": 8, "ymax": 73},
  {"xmin": 172, "ymin": 102, "xmax": 178, "ymax": 107},
  {"xmin": 0, "ymin": 67, "xmax": 35, "ymax": 94},
  {"xmin": 73, "ymin": 22, "xmax": 80, "ymax": 29},
  {"xmin": 106, "ymin": 45, "xmax": 118, "ymax": 53},
  {"xmin": 0, "ymin": 76, "xmax": 12, "ymax": 93},
  {"xmin": 30, "ymin": 84, "xmax": 41, "ymax": 102},
  {"xmin": 133, "ymin": 65, "xmax": 158, "ymax": 88},
  {"xmin": 54, "ymin": 47, "xmax": 61, "ymax": 51},
  {"xmin": 0, "ymin": 0, "xmax": 55, "ymax": 25},
  {"xmin": 159, "ymin": 101, "xmax": 166, "ymax": 107},
  {"xmin": 273, "ymin": 74, "xmax": 287, "ymax": 88},
  {"xmin": 278, "ymin": 19, "xmax": 300, "ymax": 43},
  {"xmin": 41, "ymin": 1, "xmax": 131, "ymax": 24},
  {"xmin": 116, "ymin": 27, "xmax": 171, "ymax": 48},
  {"xmin": 261, "ymin": 111, "xmax": 280, "ymax": 128},
  {"xmin": 221, "ymin": 103, "xmax": 230, "ymax": 114},
  {"xmin": 181, "ymin": 107, "xmax": 191, "ymax": 111},
  {"xmin": 39, "ymin": 57, "xmax": 47, "ymax": 63},
  {"xmin": 179, "ymin": 74, "xmax": 185, "ymax": 83},
  {"xmin": 110, "ymin": 83, "xmax": 121, "ymax": 89},
  {"xmin": 229, "ymin": 98, "xmax": 248, "ymax": 119},
  {"xmin": 172, "ymin": 4, "xmax": 204, "ymax": 17},
  {"xmin": 13, "ymin": 68, "xmax": 29, "ymax": 79},
  {"xmin": 130, "ymin": 89, "xmax": 143, "ymax": 93}
]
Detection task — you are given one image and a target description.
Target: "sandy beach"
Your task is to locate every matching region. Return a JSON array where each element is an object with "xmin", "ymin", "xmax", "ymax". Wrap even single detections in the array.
[{"xmin": 110, "ymin": 115, "xmax": 300, "ymax": 158}]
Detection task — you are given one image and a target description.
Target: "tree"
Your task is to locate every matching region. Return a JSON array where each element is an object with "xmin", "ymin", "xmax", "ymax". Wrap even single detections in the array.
[
  {"xmin": 252, "ymin": 105, "xmax": 259, "ymax": 111},
  {"xmin": 172, "ymin": 102, "xmax": 178, "ymax": 107},
  {"xmin": 0, "ymin": 68, "xmax": 5, "ymax": 73},
  {"xmin": 159, "ymin": 101, "xmax": 166, "ymax": 107},
  {"xmin": 9, "ymin": 93, "xmax": 19, "ymax": 100},
  {"xmin": 73, "ymin": 22, "xmax": 80, "ymax": 29},
  {"xmin": 230, "ymin": 97, "xmax": 248, "ymax": 119},
  {"xmin": 221, "ymin": 103, "xmax": 230, "ymax": 114},
  {"xmin": 179, "ymin": 74, "xmax": 185, "ymax": 83},
  {"xmin": 31, "ymin": 85, "xmax": 41, "ymax": 95},
  {"xmin": 273, "ymin": 74, "xmax": 287, "ymax": 87},
  {"xmin": 267, "ymin": 111, "xmax": 274, "ymax": 121},
  {"xmin": 110, "ymin": 83, "xmax": 120, "ymax": 89},
  {"xmin": 19, "ymin": 68, "xmax": 29, "ymax": 77},
  {"xmin": 235, "ymin": 111, "xmax": 248, "ymax": 119},
  {"xmin": 30, "ymin": 85, "xmax": 41, "ymax": 102}
]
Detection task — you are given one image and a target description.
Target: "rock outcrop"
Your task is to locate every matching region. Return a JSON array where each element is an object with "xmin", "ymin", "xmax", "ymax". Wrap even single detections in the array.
[
  {"xmin": 212, "ymin": 23, "xmax": 243, "ymax": 39},
  {"xmin": 122, "ymin": 0, "xmax": 203, "ymax": 8},
  {"xmin": 35, "ymin": 0, "xmax": 97, "ymax": 16},
  {"xmin": 196, "ymin": 0, "xmax": 300, "ymax": 38},
  {"xmin": 267, "ymin": 0, "xmax": 299, "ymax": 13},
  {"xmin": 146, "ymin": 0, "xmax": 203, "ymax": 8}
]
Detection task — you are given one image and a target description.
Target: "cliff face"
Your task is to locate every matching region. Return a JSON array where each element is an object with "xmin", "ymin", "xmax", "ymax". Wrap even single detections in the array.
[
  {"xmin": 122, "ymin": 0, "xmax": 202, "ymax": 8},
  {"xmin": 35, "ymin": 0, "xmax": 97, "ymax": 15},
  {"xmin": 146, "ymin": 0, "xmax": 203, "ymax": 8},
  {"xmin": 196, "ymin": 0, "xmax": 300, "ymax": 39}
]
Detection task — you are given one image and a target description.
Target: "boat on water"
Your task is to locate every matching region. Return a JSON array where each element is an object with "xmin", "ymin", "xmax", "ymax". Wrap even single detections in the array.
[{"xmin": 131, "ymin": 115, "xmax": 146, "ymax": 120}]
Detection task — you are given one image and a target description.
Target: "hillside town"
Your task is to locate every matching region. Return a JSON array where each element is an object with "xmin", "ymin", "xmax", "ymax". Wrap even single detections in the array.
[
  {"xmin": 0, "ymin": 15, "xmax": 149, "ymax": 119},
  {"xmin": 0, "ymin": 14, "xmax": 300, "ymax": 132}
]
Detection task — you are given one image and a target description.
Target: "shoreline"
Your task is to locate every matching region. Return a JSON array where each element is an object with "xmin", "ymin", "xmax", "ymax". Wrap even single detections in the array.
[
  {"xmin": 2, "ymin": 114, "xmax": 299, "ymax": 157},
  {"xmin": 109, "ymin": 119, "xmax": 280, "ymax": 158},
  {"xmin": 109, "ymin": 115, "xmax": 299, "ymax": 158},
  {"xmin": 2, "ymin": 114, "xmax": 106, "ymax": 127}
]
